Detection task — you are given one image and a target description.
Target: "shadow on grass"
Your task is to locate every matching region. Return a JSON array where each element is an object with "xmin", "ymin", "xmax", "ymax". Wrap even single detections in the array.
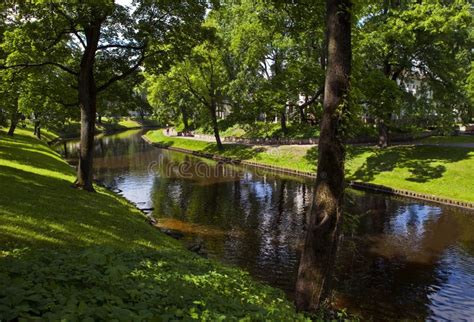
[
  {"xmin": 346, "ymin": 145, "xmax": 473, "ymax": 183},
  {"xmin": 152, "ymin": 134, "xmax": 263, "ymax": 161},
  {"xmin": 0, "ymin": 132, "xmax": 73, "ymax": 177},
  {"xmin": 304, "ymin": 146, "xmax": 319, "ymax": 165},
  {"xmin": 0, "ymin": 245, "xmax": 298, "ymax": 320},
  {"xmin": 0, "ymin": 164, "xmax": 176, "ymax": 251}
]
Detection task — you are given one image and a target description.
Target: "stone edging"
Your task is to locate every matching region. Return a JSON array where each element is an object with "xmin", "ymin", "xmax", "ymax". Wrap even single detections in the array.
[
  {"xmin": 192, "ymin": 130, "xmax": 436, "ymax": 146},
  {"xmin": 349, "ymin": 181, "xmax": 474, "ymax": 210},
  {"xmin": 142, "ymin": 135, "xmax": 474, "ymax": 211}
]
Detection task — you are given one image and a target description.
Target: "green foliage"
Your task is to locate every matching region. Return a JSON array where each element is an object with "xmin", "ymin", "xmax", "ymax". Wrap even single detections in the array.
[
  {"xmin": 1, "ymin": 1, "xmax": 207, "ymax": 131},
  {"xmin": 0, "ymin": 247, "xmax": 306, "ymax": 321},
  {"xmin": 354, "ymin": 0, "xmax": 473, "ymax": 130}
]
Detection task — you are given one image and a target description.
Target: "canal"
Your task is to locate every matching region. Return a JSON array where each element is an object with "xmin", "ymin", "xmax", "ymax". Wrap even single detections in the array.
[{"xmin": 59, "ymin": 129, "xmax": 474, "ymax": 320}]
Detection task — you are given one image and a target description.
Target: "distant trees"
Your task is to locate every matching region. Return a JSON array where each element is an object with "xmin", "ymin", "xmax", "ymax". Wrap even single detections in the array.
[
  {"xmin": 143, "ymin": 0, "xmax": 472, "ymax": 148},
  {"xmin": 354, "ymin": 0, "xmax": 473, "ymax": 146}
]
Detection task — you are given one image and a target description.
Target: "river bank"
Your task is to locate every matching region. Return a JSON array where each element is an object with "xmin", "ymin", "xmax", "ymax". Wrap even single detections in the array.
[
  {"xmin": 43, "ymin": 118, "xmax": 160, "ymax": 145},
  {"xmin": 0, "ymin": 128, "xmax": 307, "ymax": 320},
  {"xmin": 144, "ymin": 129, "xmax": 474, "ymax": 206}
]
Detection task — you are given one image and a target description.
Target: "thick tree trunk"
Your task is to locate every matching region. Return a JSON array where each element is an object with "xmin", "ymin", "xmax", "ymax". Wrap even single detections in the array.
[
  {"xmin": 295, "ymin": 0, "xmax": 352, "ymax": 312},
  {"xmin": 7, "ymin": 107, "xmax": 19, "ymax": 137},
  {"xmin": 210, "ymin": 100, "xmax": 223, "ymax": 150},
  {"xmin": 76, "ymin": 23, "xmax": 101, "ymax": 192}
]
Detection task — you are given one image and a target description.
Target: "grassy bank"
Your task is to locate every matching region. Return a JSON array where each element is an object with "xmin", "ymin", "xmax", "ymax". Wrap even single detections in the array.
[
  {"xmin": 44, "ymin": 117, "xmax": 159, "ymax": 140},
  {"xmin": 346, "ymin": 145, "xmax": 474, "ymax": 203},
  {"xmin": 145, "ymin": 130, "xmax": 474, "ymax": 203},
  {"xmin": 0, "ymin": 129, "xmax": 306, "ymax": 320},
  {"xmin": 146, "ymin": 130, "xmax": 316, "ymax": 172}
]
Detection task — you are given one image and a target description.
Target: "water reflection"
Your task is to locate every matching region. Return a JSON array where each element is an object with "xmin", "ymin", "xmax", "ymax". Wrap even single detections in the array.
[{"xmin": 58, "ymin": 130, "xmax": 474, "ymax": 320}]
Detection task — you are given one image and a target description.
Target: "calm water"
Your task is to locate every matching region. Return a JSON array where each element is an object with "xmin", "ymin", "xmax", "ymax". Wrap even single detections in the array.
[{"xmin": 59, "ymin": 130, "xmax": 474, "ymax": 320}]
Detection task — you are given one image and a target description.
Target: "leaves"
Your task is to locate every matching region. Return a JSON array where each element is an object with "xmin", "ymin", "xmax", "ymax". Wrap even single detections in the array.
[{"xmin": 0, "ymin": 247, "xmax": 308, "ymax": 320}]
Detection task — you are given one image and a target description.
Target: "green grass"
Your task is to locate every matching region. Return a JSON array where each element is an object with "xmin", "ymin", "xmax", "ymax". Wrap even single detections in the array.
[
  {"xmin": 0, "ymin": 128, "xmax": 306, "ymax": 320},
  {"xmin": 145, "ymin": 130, "xmax": 316, "ymax": 172},
  {"xmin": 146, "ymin": 129, "xmax": 474, "ymax": 203},
  {"xmin": 346, "ymin": 145, "xmax": 474, "ymax": 202},
  {"xmin": 419, "ymin": 135, "xmax": 474, "ymax": 144}
]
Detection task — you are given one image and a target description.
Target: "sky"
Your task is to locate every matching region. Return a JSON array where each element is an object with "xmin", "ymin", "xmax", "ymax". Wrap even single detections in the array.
[{"xmin": 115, "ymin": 0, "xmax": 133, "ymax": 8}]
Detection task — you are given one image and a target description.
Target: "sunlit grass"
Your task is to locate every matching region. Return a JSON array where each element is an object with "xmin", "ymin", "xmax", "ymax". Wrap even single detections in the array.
[
  {"xmin": 145, "ymin": 130, "xmax": 316, "ymax": 172},
  {"xmin": 346, "ymin": 145, "xmax": 474, "ymax": 202}
]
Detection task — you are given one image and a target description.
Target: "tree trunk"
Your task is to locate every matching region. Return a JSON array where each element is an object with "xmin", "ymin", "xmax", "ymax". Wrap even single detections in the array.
[
  {"xmin": 378, "ymin": 118, "xmax": 389, "ymax": 148},
  {"xmin": 280, "ymin": 109, "xmax": 288, "ymax": 135},
  {"xmin": 33, "ymin": 114, "xmax": 41, "ymax": 140},
  {"xmin": 295, "ymin": 0, "xmax": 352, "ymax": 312},
  {"xmin": 299, "ymin": 99, "xmax": 308, "ymax": 124},
  {"xmin": 180, "ymin": 105, "xmax": 189, "ymax": 131},
  {"xmin": 76, "ymin": 23, "xmax": 101, "ymax": 192},
  {"xmin": 63, "ymin": 141, "xmax": 68, "ymax": 158},
  {"xmin": 7, "ymin": 107, "xmax": 19, "ymax": 137},
  {"xmin": 210, "ymin": 100, "xmax": 223, "ymax": 150},
  {"xmin": 36, "ymin": 124, "xmax": 41, "ymax": 140},
  {"xmin": 97, "ymin": 114, "xmax": 102, "ymax": 124}
]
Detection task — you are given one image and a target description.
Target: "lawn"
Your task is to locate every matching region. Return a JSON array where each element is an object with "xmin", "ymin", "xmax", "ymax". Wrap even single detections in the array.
[
  {"xmin": 145, "ymin": 130, "xmax": 316, "ymax": 172},
  {"xmin": 0, "ymin": 128, "xmax": 305, "ymax": 320},
  {"xmin": 146, "ymin": 130, "xmax": 474, "ymax": 203},
  {"xmin": 346, "ymin": 145, "xmax": 474, "ymax": 203}
]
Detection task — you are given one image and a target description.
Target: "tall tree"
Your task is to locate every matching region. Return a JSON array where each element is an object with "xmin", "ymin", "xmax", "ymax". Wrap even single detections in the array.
[
  {"xmin": 1, "ymin": 1, "xmax": 205, "ymax": 191},
  {"xmin": 295, "ymin": 0, "xmax": 352, "ymax": 311},
  {"xmin": 146, "ymin": 18, "xmax": 229, "ymax": 150}
]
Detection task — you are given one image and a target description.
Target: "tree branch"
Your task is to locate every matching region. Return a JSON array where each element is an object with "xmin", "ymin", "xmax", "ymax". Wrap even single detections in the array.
[
  {"xmin": 298, "ymin": 87, "xmax": 324, "ymax": 109},
  {"xmin": 45, "ymin": 93, "xmax": 78, "ymax": 108},
  {"xmin": 182, "ymin": 73, "xmax": 208, "ymax": 106},
  {"xmin": 96, "ymin": 56, "xmax": 144, "ymax": 93},
  {"xmin": 52, "ymin": 3, "xmax": 87, "ymax": 49},
  {"xmin": 1, "ymin": 62, "xmax": 78, "ymax": 76}
]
